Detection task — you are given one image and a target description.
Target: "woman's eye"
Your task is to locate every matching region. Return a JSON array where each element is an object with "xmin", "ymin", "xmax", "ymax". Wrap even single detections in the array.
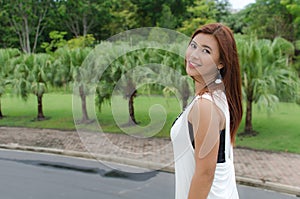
[
  {"xmin": 202, "ymin": 49, "xmax": 211, "ymax": 54},
  {"xmin": 190, "ymin": 43, "xmax": 197, "ymax": 49}
]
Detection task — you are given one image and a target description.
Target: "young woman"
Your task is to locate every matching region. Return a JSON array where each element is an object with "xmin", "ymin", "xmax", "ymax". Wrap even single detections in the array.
[{"xmin": 171, "ymin": 23, "xmax": 243, "ymax": 199}]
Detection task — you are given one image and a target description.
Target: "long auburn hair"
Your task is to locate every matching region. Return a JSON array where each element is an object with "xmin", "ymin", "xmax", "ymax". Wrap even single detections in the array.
[{"xmin": 189, "ymin": 23, "xmax": 243, "ymax": 144}]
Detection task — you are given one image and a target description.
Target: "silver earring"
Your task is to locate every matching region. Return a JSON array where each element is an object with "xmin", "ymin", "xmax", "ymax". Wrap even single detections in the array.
[{"xmin": 215, "ymin": 70, "xmax": 222, "ymax": 84}]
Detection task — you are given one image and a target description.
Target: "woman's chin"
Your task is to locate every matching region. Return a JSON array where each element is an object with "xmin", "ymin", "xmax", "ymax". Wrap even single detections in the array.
[{"xmin": 186, "ymin": 67, "xmax": 200, "ymax": 77}]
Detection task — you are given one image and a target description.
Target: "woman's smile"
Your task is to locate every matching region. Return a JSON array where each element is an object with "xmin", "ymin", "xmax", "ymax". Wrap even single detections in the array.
[{"xmin": 188, "ymin": 60, "xmax": 202, "ymax": 68}]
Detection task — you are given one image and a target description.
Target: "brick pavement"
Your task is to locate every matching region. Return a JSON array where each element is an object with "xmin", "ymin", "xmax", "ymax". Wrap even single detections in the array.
[{"xmin": 0, "ymin": 127, "xmax": 299, "ymax": 195}]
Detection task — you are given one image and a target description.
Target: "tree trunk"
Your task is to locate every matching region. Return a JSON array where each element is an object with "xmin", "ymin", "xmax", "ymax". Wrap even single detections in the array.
[
  {"xmin": 67, "ymin": 19, "xmax": 80, "ymax": 37},
  {"xmin": 243, "ymin": 94, "xmax": 256, "ymax": 136},
  {"xmin": 128, "ymin": 90, "xmax": 138, "ymax": 125},
  {"xmin": 0, "ymin": 99, "xmax": 3, "ymax": 119},
  {"xmin": 79, "ymin": 85, "xmax": 89, "ymax": 122},
  {"xmin": 24, "ymin": 15, "xmax": 31, "ymax": 53},
  {"xmin": 181, "ymin": 78, "xmax": 191, "ymax": 110},
  {"xmin": 245, "ymin": 98, "xmax": 252, "ymax": 133},
  {"xmin": 182, "ymin": 99, "xmax": 187, "ymax": 111},
  {"xmin": 37, "ymin": 94, "xmax": 45, "ymax": 120},
  {"xmin": 181, "ymin": 90, "xmax": 190, "ymax": 110},
  {"xmin": 83, "ymin": 15, "xmax": 87, "ymax": 36}
]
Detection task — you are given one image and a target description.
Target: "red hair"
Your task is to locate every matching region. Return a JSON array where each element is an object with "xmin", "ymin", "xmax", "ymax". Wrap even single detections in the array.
[{"xmin": 189, "ymin": 23, "xmax": 243, "ymax": 144}]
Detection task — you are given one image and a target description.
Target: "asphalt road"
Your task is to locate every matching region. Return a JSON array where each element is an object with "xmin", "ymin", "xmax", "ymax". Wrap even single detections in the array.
[{"xmin": 0, "ymin": 149, "xmax": 297, "ymax": 199}]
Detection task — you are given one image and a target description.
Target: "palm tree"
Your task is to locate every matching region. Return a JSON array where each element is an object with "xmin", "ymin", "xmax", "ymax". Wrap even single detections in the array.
[
  {"xmin": 68, "ymin": 47, "xmax": 93, "ymax": 122},
  {"xmin": 159, "ymin": 43, "xmax": 192, "ymax": 110},
  {"xmin": 89, "ymin": 35, "xmax": 191, "ymax": 128},
  {"xmin": 10, "ymin": 53, "xmax": 53, "ymax": 120},
  {"xmin": 161, "ymin": 71, "xmax": 192, "ymax": 110},
  {"xmin": 51, "ymin": 47, "xmax": 73, "ymax": 90},
  {"xmin": 95, "ymin": 42, "xmax": 165, "ymax": 126},
  {"xmin": 53, "ymin": 47, "xmax": 92, "ymax": 123},
  {"xmin": 237, "ymin": 36, "xmax": 299, "ymax": 136},
  {"xmin": 0, "ymin": 48, "xmax": 21, "ymax": 118},
  {"xmin": 109, "ymin": 43, "xmax": 144, "ymax": 125}
]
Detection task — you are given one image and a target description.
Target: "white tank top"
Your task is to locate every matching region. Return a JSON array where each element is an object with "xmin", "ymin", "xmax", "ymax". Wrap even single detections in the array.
[{"xmin": 170, "ymin": 91, "xmax": 239, "ymax": 199}]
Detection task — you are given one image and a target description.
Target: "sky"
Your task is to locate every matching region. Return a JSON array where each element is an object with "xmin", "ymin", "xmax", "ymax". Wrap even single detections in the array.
[{"xmin": 229, "ymin": 0, "xmax": 256, "ymax": 10}]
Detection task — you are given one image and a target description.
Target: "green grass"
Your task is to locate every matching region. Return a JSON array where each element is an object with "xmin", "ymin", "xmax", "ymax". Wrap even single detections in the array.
[
  {"xmin": 0, "ymin": 93, "xmax": 75, "ymax": 130},
  {"xmin": 94, "ymin": 95, "xmax": 182, "ymax": 137},
  {"xmin": 0, "ymin": 93, "xmax": 300, "ymax": 153},
  {"xmin": 236, "ymin": 103, "xmax": 300, "ymax": 153}
]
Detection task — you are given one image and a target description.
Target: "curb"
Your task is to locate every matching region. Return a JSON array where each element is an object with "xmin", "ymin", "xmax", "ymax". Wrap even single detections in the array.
[
  {"xmin": 0, "ymin": 144, "xmax": 175, "ymax": 172},
  {"xmin": 236, "ymin": 176, "xmax": 300, "ymax": 197},
  {"xmin": 0, "ymin": 144, "xmax": 299, "ymax": 197}
]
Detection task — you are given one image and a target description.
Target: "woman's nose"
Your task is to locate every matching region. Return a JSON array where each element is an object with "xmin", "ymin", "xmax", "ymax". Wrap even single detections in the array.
[{"xmin": 190, "ymin": 49, "xmax": 201, "ymax": 60}]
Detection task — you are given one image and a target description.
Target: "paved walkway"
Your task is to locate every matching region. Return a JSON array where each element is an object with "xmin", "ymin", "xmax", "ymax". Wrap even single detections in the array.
[{"xmin": 0, "ymin": 126, "xmax": 299, "ymax": 196}]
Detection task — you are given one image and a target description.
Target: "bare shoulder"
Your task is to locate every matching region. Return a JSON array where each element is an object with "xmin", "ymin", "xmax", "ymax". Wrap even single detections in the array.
[
  {"xmin": 188, "ymin": 97, "xmax": 225, "ymax": 129},
  {"xmin": 190, "ymin": 97, "xmax": 215, "ymax": 116}
]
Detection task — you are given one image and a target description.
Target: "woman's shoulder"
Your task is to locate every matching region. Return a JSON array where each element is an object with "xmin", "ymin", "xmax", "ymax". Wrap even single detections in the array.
[
  {"xmin": 191, "ymin": 95, "xmax": 217, "ymax": 116},
  {"xmin": 192, "ymin": 91, "xmax": 228, "ymax": 117}
]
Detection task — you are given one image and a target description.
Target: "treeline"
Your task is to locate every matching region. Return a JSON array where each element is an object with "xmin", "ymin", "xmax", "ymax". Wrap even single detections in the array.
[
  {"xmin": 0, "ymin": 0, "xmax": 300, "ymax": 53},
  {"xmin": 0, "ymin": 34, "xmax": 299, "ymax": 135},
  {"xmin": 0, "ymin": 32, "xmax": 191, "ymax": 121}
]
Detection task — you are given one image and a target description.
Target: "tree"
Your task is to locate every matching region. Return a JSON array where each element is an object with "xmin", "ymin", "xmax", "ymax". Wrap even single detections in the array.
[
  {"xmin": 156, "ymin": 4, "xmax": 177, "ymax": 29},
  {"xmin": 161, "ymin": 66, "xmax": 192, "ymax": 109},
  {"xmin": 10, "ymin": 53, "xmax": 53, "ymax": 120},
  {"xmin": 242, "ymin": 0, "xmax": 295, "ymax": 41},
  {"xmin": 1, "ymin": 0, "xmax": 53, "ymax": 53},
  {"xmin": 41, "ymin": 31, "xmax": 68, "ymax": 53},
  {"xmin": 294, "ymin": 40, "xmax": 300, "ymax": 76},
  {"xmin": 105, "ymin": 43, "xmax": 146, "ymax": 125},
  {"xmin": 93, "ymin": 41, "xmax": 183, "ymax": 126},
  {"xmin": 72, "ymin": 48, "xmax": 93, "ymax": 122},
  {"xmin": 0, "ymin": 48, "xmax": 21, "ymax": 118},
  {"xmin": 108, "ymin": 41, "xmax": 192, "ymax": 125},
  {"xmin": 236, "ymin": 36, "xmax": 299, "ymax": 135},
  {"xmin": 169, "ymin": 0, "xmax": 194, "ymax": 27},
  {"xmin": 130, "ymin": 0, "xmax": 172, "ymax": 27},
  {"xmin": 214, "ymin": 0, "xmax": 231, "ymax": 23},
  {"xmin": 222, "ymin": 6, "xmax": 249, "ymax": 34},
  {"xmin": 101, "ymin": 0, "xmax": 138, "ymax": 36},
  {"xmin": 280, "ymin": 0, "xmax": 300, "ymax": 41},
  {"xmin": 158, "ymin": 41, "xmax": 193, "ymax": 109},
  {"xmin": 0, "ymin": 9, "xmax": 19, "ymax": 49},
  {"xmin": 56, "ymin": 0, "xmax": 110, "ymax": 38},
  {"xmin": 53, "ymin": 46, "xmax": 93, "ymax": 123},
  {"xmin": 177, "ymin": 0, "xmax": 217, "ymax": 35},
  {"xmin": 50, "ymin": 47, "xmax": 72, "ymax": 90}
]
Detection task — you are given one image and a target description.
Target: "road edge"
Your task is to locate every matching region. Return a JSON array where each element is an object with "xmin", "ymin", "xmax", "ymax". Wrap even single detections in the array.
[{"xmin": 0, "ymin": 144, "xmax": 299, "ymax": 197}]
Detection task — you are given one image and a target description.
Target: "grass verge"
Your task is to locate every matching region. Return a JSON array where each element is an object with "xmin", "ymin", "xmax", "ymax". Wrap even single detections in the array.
[{"xmin": 0, "ymin": 93, "xmax": 299, "ymax": 153}]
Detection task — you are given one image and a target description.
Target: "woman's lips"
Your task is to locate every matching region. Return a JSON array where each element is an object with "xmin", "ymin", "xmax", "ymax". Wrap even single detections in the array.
[{"xmin": 188, "ymin": 61, "xmax": 201, "ymax": 68}]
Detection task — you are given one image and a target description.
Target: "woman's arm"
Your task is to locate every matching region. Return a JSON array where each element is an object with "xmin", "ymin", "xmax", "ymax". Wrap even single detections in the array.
[{"xmin": 188, "ymin": 98, "xmax": 225, "ymax": 199}]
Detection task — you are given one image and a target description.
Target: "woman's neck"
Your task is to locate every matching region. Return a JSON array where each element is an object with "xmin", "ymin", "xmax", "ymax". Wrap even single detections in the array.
[
  {"xmin": 194, "ymin": 79, "xmax": 223, "ymax": 96},
  {"xmin": 194, "ymin": 81, "xmax": 206, "ymax": 95}
]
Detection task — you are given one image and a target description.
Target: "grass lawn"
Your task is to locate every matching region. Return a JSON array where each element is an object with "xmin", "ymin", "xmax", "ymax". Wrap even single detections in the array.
[
  {"xmin": 236, "ymin": 102, "xmax": 300, "ymax": 153},
  {"xmin": 0, "ymin": 93, "xmax": 75, "ymax": 130},
  {"xmin": 0, "ymin": 93, "xmax": 299, "ymax": 153}
]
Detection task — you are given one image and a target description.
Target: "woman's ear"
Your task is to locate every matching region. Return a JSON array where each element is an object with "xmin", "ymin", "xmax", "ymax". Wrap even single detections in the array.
[{"xmin": 218, "ymin": 63, "xmax": 224, "ymax": 70}]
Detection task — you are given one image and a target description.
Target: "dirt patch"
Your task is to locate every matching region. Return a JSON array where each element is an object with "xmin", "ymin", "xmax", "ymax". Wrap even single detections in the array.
[{"xmin": 0, "ymin": 127, "xmax": 85, "ymax": 151}]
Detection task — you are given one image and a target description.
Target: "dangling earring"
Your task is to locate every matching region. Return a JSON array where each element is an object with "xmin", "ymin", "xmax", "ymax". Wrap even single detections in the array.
[{"xmin": 215, "ymin": 69, "xmax": 222, "ymax": 84}]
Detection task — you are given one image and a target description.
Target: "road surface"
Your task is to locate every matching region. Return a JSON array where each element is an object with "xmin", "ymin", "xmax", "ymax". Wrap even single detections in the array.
[{"xmin": 0, "ymin": 149, "xmax": 297, "ymax": 199}]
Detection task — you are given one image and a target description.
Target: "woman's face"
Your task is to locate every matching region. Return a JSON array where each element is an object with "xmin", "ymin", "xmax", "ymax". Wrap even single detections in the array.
[{"xmin": 185, "ymin": 33, "xmax": 222, "ymax": 83}]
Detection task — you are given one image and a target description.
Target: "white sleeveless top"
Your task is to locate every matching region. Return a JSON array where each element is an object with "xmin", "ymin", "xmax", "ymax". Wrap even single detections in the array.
[{"xmin": 170, "ymin": 91, "xmax": 239, "ymax": 199}]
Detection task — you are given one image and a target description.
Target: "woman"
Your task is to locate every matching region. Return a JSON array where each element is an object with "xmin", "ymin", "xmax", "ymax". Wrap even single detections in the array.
[{"xmin": 170, "ymin": 23, "xmax": 242, "ymax": 199}]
